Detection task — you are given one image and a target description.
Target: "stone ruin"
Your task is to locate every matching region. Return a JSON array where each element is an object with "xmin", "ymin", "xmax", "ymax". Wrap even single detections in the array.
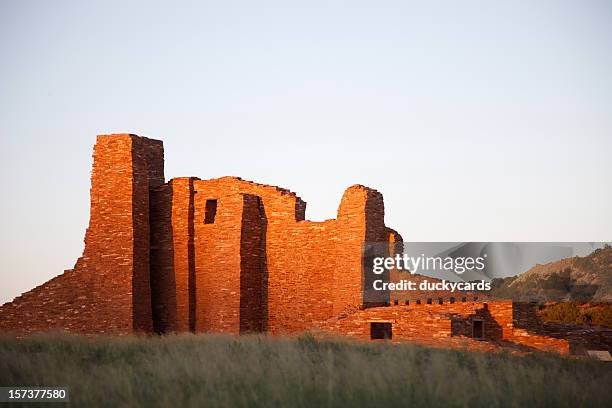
[{"xmin": 2, "ymin": 134, "xmax": 608, "ymax": 355}]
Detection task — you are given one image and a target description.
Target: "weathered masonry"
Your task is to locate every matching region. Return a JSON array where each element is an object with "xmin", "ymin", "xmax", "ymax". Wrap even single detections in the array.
[
  {"xmin": 0, "ymin": 134, "xmax": 390, "ymax": 336},
  {"xmin": 1, "ymin": 134, "xmax": 603, "ymax": 355}
]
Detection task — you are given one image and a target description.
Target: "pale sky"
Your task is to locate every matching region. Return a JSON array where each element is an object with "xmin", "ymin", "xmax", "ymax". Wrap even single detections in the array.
[{"xmin": 1, "ymin": 0, "xmax": 611, "ymax": 303}]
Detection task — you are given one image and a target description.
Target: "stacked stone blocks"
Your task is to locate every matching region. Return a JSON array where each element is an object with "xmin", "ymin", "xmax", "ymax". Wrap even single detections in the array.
[{"xmin": 0, "ymin": 134, "xmax": 605, "ymax": 356}]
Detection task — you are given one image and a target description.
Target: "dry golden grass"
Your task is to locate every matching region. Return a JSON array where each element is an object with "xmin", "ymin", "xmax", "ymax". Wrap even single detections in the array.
[{"xmin": 0, "ymin": 332, "xmax": 611, "ymax": 407}]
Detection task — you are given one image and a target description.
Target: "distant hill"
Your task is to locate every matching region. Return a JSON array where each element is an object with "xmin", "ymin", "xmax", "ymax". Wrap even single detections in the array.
[{"xmin": 489, "ymin": 245, "xmax": 612, "ymax": 302}]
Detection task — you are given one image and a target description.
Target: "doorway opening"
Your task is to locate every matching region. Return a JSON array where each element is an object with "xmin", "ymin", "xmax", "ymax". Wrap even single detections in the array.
[{"xmin": 472, "ymin": 320, "xmax": 484, "ymax": 339}]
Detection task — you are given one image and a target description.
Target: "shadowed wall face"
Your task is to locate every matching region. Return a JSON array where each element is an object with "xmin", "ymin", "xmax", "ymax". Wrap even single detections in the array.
[
  {"xmin": 150, "ymin": 177, "xmax": 197, "ymax": 333},
  {"xmin": 130, "ymin": 136, "xmax": 165, "ymax": 332},
  {"xmin": 149, "ymin": 183, "xmax": 176, "ymax": 333},
  {"xmin": 240, "ymin": 194, "xmax": 267, "ymax": 333}
]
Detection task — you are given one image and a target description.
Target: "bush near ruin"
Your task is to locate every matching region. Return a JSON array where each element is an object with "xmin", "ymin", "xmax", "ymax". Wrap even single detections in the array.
[{"xmin": 538, "ymin": 302, "xmax": 612, "ymax": 328}]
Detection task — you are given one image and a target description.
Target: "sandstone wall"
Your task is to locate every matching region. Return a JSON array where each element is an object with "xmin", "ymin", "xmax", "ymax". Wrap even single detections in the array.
[
  {"xmin": 320, "ymin": 305, "xmax": 453, "ymax": 342},
  {"xmin": 512, "ymin": 302, "xmax": 609, "ymax": 354},
  {"xmin": 184, "ymin": 179, "xmax": 389, "ymax": 335},
  {"xmin": 536, "ymin": 323, "xmax": 612, "ymax": 354},
  {"xmin": 0, "ymin": 269, "xmax": 94, "ymax": 335},
  {"xmin": 337, "ymin": 186, "xmax": 389, "ymax": 312},
  {"xmin": 319, "ymin": 300, "xmax": 513, "ymax": 341},
  {"xmin": 317, "ymin": 300, "xmax": 568, "ymax": 354},
  {"xmin": 0, "ymin": 134, "xmax": 164, "ymax": 335},
  {"xmin": 0, "ymin": 133, "xmax": 579, "ymax": 357},
  {"xmin": 509, "ymin": 329, "xmax": 570, "ymax": 354},
  {"xmin": 0, "ymin": 134, "xmax": 393, "ymax": 336}
]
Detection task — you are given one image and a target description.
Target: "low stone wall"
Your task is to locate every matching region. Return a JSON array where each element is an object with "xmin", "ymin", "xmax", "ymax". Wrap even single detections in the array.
[
  {"xmin": 0, "ymin": 269, "xmax": 96, "ymax": 335},
  {"xmin": 319, "ymin": 300, "xmax": 512, "ymax": 342},
  {"xmin": 509, "ymin": 329, "xmax": 570, "ymax": 354},
  {"xmin": 318, "ymin": 300, "xmax": 575, "ymax": 355},
  {"xmin": 539, "ymin": 323, "xmax": 612, "ymax": 354},
  {"xmin": 320, "ymin": 306, "xmax": 452, "ymax": 342},
  {"xmin": 513, "ymin": 302, "xmax": 611, "ymax": 354}
]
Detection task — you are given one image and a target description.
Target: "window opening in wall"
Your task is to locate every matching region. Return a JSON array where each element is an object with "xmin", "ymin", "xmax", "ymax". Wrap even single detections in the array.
[
  {"xmin": 370, "ymin": 322, "xmax": 392, "ymax": 340},
  {"xmin": 205, "ymin": 199, "xmax": 217, "ymax": 224}
]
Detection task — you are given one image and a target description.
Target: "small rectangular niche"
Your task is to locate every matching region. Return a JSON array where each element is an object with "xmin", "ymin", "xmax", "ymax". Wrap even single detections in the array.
[
  {"xmin": 205, "ymin": 199, "xmax": 218, "ymax": 224},
  {"xmin": 370, "ymin": 322, "xmax": 392, "ymax": 340},
  {"xmin": 472, "ymin": 320, "xmax": 484, "ymax": 339}
]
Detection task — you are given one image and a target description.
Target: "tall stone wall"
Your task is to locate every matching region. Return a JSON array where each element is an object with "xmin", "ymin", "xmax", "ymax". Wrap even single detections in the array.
[
  {"xmin": 336, "ymin": 186, "xmax": 389, "ymax": 313},
  {"xmin": 182, "ymin": 178, "xmax": 390, "ymax": 335},
  {"xmin": 0, "ymin": 134, "xmax": 164, "ymax": 335},
  {"xmin": 0, "ymin": 134, "xmax": 393, "ymax": 336},
  {"xmin": 133, "ymin": 173, "xmax": 387, "ymax": 336},
  {"xmin": 193, "ymin": 189, "xmax": 244, "ymax": 333}
]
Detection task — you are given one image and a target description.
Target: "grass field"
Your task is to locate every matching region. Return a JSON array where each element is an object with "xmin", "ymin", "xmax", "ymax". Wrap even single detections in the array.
[{"xmin": 1, "ymin": 333, "xmax": 611, "ymax": 407}]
